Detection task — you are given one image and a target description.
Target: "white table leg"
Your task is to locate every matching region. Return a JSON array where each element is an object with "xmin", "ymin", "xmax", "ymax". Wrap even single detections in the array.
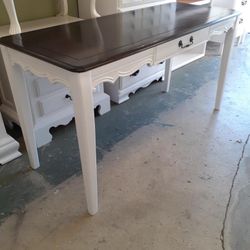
[
  {"xmin": 214, "ymin": 26, "xmax": 236, "ymax": 111},
  {"xmin": 69, "ymin": 72, "xmax": 98, "ymax": 215},
  {"xmin": 1, "ymin": 48, "xmax": 39, "ymax": 169},
  {"xmin": 161, "ymin": 58, "xmax": 172, "ymax": 93}
]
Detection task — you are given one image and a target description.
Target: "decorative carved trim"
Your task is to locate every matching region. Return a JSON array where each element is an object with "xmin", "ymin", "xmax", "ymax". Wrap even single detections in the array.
[
  {"xmin": 3, "ymin": 46, "xmax": 158, "ymax": 90},
  {"xmin": 15, "ymin": 63, "xmax": 68, "ymax": 85},
  {"xmin": 3, "ymin": 47, "xmax": 71, "ymax": 87},
  {"xmin": 92, "ymin": 49, "xmax": 155, "ymax": 86},
  {"xmin": 93, "ymin": 60, "xmax": 154, "ymax": 85}
]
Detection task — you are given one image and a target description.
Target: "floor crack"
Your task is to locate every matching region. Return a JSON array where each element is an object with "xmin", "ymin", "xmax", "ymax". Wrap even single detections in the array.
[{"xmin": 220, "ymin": 134, "xmax": 250, "ymax": 250}]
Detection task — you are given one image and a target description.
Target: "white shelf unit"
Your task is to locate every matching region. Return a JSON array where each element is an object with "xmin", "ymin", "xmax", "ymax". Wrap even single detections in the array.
[
  {"xmin": 0, "ymin": 0, "xmax": 111, "ymax": 148},
  {"xmin": 0, "ymin": 15, "xmax": 80, "ymax": 37},
  {"xmin": 78, "ymin": 0, "xmax": 208, "ymax": 104}
]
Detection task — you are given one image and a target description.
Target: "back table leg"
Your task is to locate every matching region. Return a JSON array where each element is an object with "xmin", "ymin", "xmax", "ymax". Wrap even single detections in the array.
[
  {"xmin": 161, "ymin": 58, "xmax": 173, "ymax": 93},
  {"xmin": 215, "ymin": 26, "xmax": 236, "ymax": 111},
  {"xmin": 69, "ymin": 72, "xmax": 98, "ymax": 215}
]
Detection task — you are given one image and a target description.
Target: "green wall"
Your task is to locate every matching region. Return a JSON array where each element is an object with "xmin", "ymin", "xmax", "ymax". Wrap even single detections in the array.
[{"xmin": 0, "ymin": 0, "xmax": 78, "ymax": 26}]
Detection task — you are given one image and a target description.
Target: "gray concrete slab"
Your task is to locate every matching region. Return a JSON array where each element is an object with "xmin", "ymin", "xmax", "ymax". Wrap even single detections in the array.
[
  {"xmin": 225, "ymin": 135, "xmax": 250, "ymax": 250},
  {"xmin": 0, "ymin": 36, "xmax": 249, "ymax": 250}
]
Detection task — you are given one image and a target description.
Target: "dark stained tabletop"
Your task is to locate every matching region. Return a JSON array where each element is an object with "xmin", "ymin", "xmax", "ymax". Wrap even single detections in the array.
[{"xmin": 0, "ymin": 3, "xmax": 238, "ymax": 73}]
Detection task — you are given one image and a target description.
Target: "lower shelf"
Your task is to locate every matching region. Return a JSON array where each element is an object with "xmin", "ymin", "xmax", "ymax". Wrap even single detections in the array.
[
  {"xmin": 172, "ymin": 43, "xmax": 206, "ymax": 70},
  {"xmin": 172, "ymin": 52, "xmax": 205, "ymax": 71}
]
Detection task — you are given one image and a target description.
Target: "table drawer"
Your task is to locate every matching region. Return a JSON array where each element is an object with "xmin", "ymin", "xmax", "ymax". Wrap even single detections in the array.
[
  {"xmin": 155, "ymin": 28, "xmax": 209, "ymax": 63},
  {"xmin": 119, "ymin": 63, "xmax": 165, "ymax": 89}
]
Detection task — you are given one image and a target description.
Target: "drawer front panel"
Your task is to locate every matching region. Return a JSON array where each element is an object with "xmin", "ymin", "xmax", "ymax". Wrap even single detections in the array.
[
  {"xmin": 120, "ymin": 63, "xmax": 165, "ymax": 89},
  {"xmin": 38, "ymin": 89, "xmax": 72, "ymax": 116},
  {"xmin": 155, "ymin": 28, "xmax": 209, "ymax": 63}
]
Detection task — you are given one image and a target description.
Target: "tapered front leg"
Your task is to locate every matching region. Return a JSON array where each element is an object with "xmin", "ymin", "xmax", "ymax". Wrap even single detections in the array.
[
  {"xmin": 214, "ymin": 23, "xmax": 236, "ymax": 111},
  {"xmin": 161, "ymin": 58, "xmax": 173, "ymax": 93},
  {"xmin": 1, "ymin": 48, "xmax": 40, "ymax": 169},
  {"xmin": 69, "ymin": 72, "xmax": 98, "ymax": 215}
]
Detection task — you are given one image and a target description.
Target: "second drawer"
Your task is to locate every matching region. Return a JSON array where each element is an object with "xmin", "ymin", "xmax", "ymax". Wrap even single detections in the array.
[{"xmin": 155, "ymin": 28, "xmax": 209, "ymax": 63}]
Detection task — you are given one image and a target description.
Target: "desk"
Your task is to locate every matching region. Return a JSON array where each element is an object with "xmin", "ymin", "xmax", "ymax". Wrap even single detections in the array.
[{"xmin": 0, "ymin": 3, "xmax": 239, "ymax": 215}]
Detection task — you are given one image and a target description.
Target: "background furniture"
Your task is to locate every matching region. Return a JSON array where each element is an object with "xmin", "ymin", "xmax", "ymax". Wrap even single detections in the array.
[
  {"xmin": 178, "ymin": 0, "xmax": 210, "ymax": 4},
  {"xmin": 0, "ymin": 111, "xmax": 21, "ymax": 164},
  {"xmin": 0, "ymin": 0, "xmax": 111, "ymax": 148},
  {"xmin": 78, "ymin": 0, "xmax": 208, "ymax": 104},
  {"xmin": 212, "ymin": 0, "xmax": 249, "ymax": 45}
]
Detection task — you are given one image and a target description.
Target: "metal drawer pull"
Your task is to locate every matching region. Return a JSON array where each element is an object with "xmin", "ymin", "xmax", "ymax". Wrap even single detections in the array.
[
  {"xmin": 241, "ymin": 0, "xmax": 247, "ymax": 5},
  {"xmin": 130, "ymin": 69, "xmax": 140, "ymax": 77},
  {"xmin": 239, "ymin": 18, "xmax": 244, "ymax": 24},
  {"xmin": 65, "ymin": 94, "xmax": 72, "ymax": 100},
  {"xmin": 178, "ymin": 36, "xmax": 194, "ymax": 49}
]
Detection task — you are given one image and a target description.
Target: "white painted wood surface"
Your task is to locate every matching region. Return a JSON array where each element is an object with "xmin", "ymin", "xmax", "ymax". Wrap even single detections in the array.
[
  {"xmin": 0, "ymin": 17, "xmax": 238, "ymax": 213},
  {"xmin": 69, "ymin": 72, "xmax": 98, "ymax": 215}
]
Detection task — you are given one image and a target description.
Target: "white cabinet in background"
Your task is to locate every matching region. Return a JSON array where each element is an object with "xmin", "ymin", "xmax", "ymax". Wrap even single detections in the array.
[
  {"xmin": 92, "ymin": 0, "xmax": 176, "ymax": 15},
  {"xmin": 0, "ymin": 0, "xmax": 111, "ymax": 148},
  {"xmin": 212, "ymin": 0, "xmax": 250, "ymax": 44}
]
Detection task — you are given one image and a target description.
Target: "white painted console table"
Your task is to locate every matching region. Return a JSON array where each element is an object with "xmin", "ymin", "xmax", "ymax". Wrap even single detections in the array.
[{"xmin": 0, "ymin": 3, "xmax": 239, "ymax": 215}]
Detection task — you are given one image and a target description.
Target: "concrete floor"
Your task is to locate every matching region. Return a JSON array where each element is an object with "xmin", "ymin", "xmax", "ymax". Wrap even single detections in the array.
[{"xmin": 0, "ymin": 36, "xmax": 249, "ymax": 250}]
